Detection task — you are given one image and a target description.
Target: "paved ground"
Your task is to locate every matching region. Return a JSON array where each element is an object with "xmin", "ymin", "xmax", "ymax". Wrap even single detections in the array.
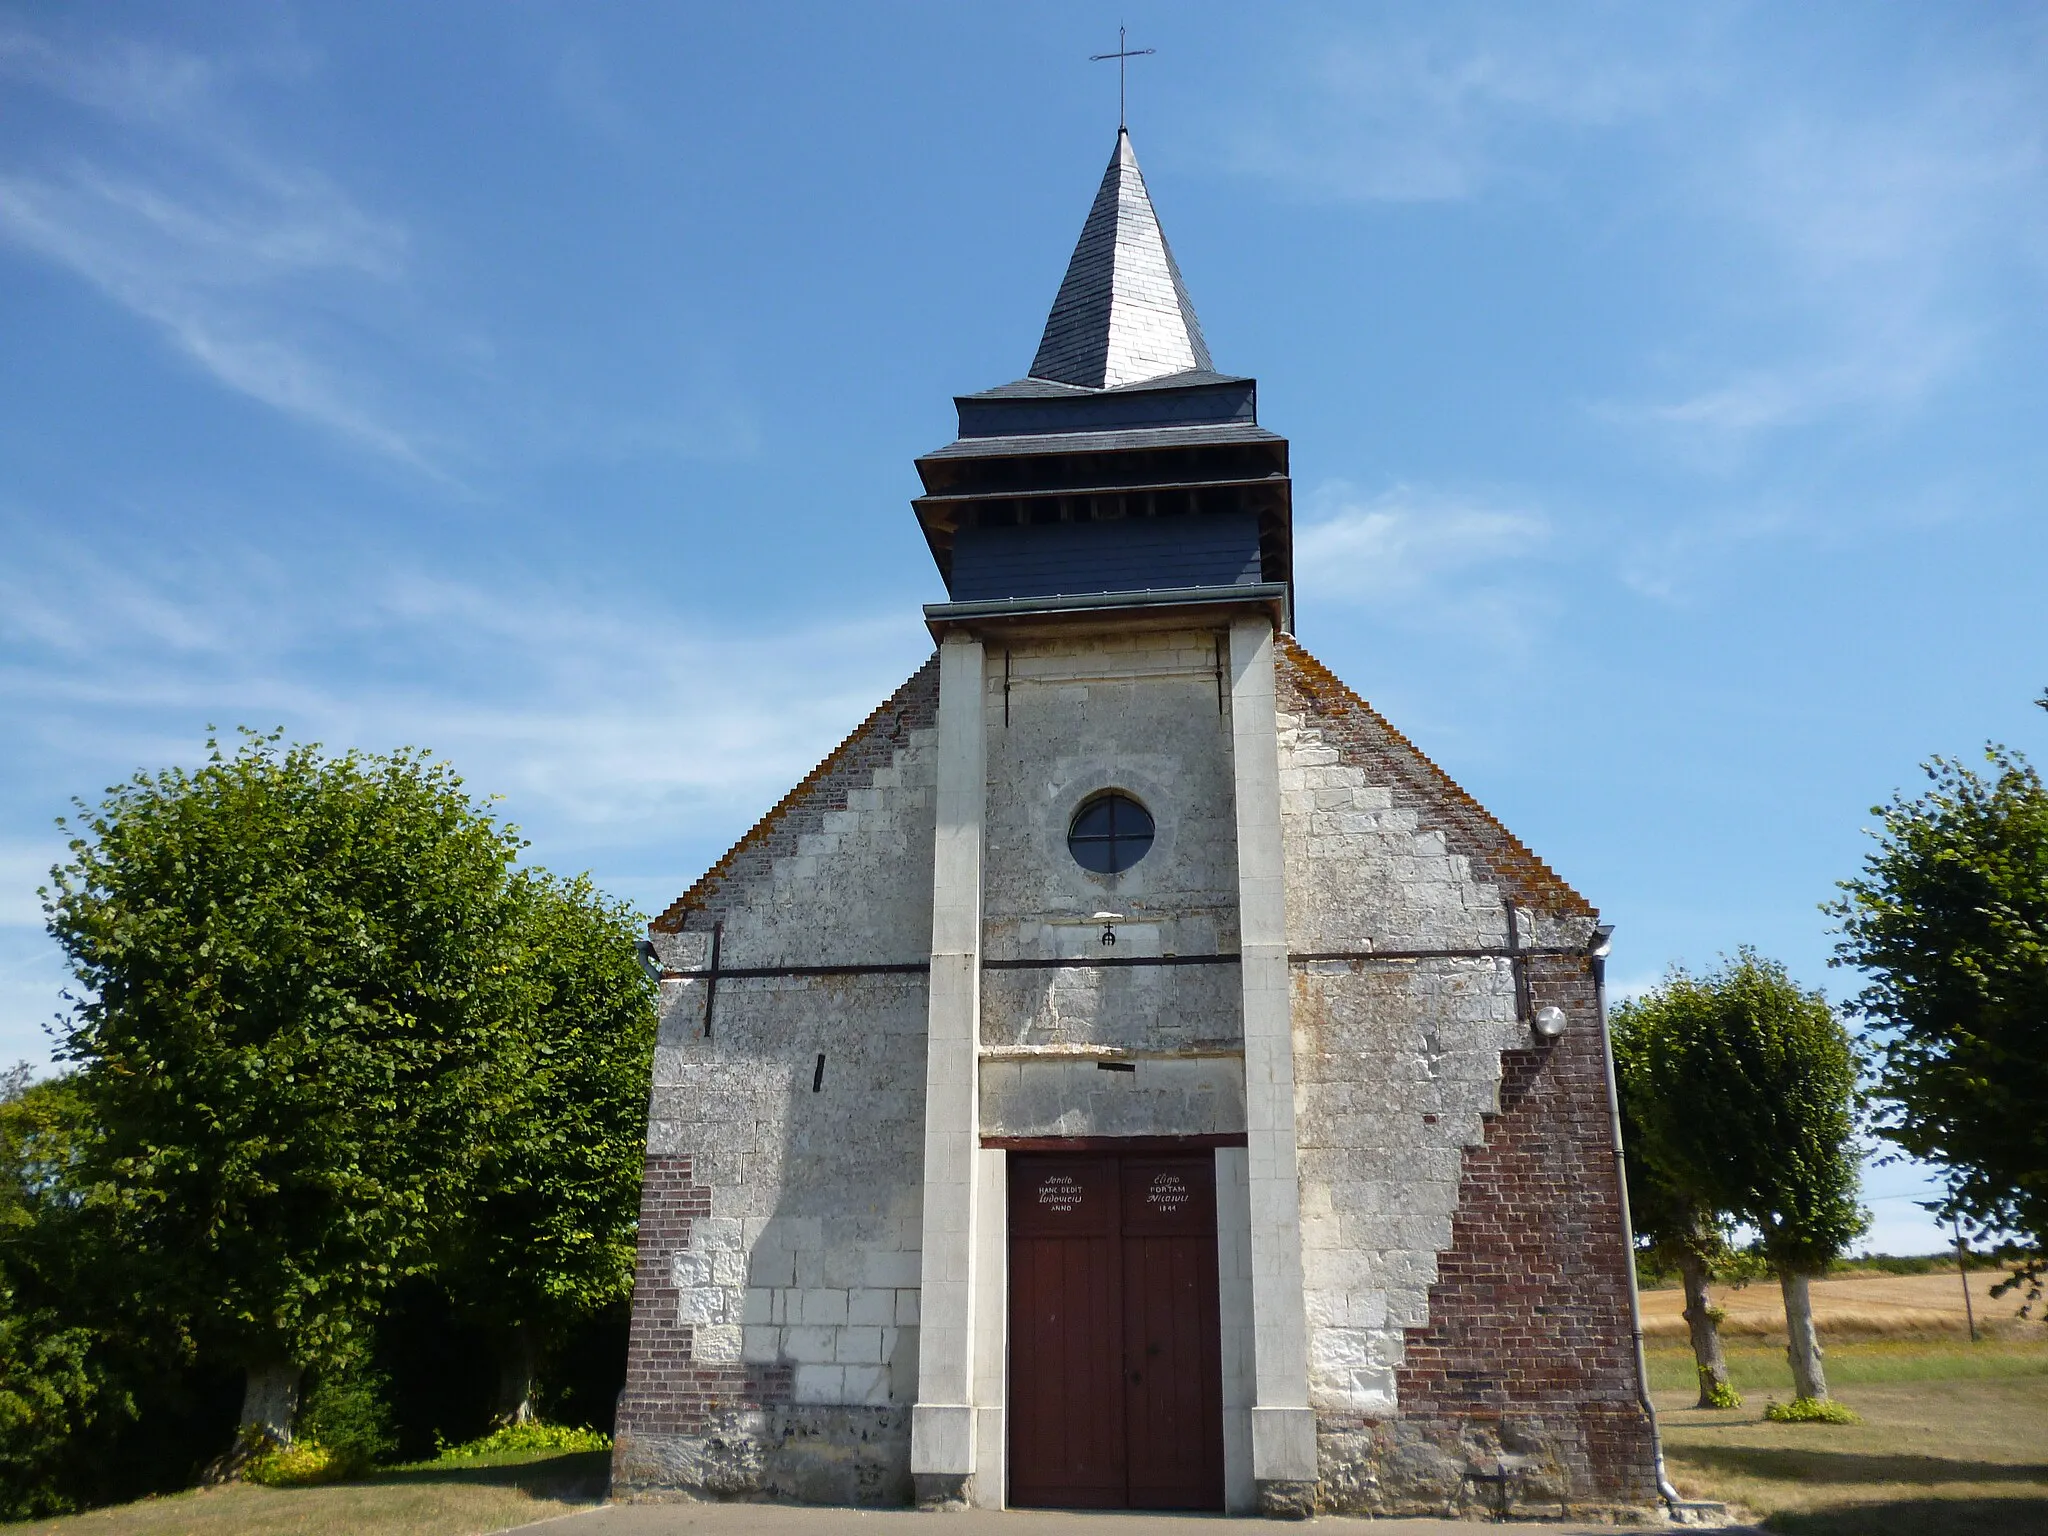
[{"xmin": 499, "ymin": 1504, "xmax": 1750, "ymax": 1535}]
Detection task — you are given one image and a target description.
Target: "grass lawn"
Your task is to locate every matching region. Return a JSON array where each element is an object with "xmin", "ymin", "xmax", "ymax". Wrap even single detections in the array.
[
  {"xmin": 17, "ymin": 1323, "xmax": 2048, "ymax": 1536},
  {"xmin": 4, "ymin": 1448, "xmax": 606, "ymax": 1536},
  {"xmin": 1650, "ymin": 1339, "xmax": 2048, "ymax": 1534}
]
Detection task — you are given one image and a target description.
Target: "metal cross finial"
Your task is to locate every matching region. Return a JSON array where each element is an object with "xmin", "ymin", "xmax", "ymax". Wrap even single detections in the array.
[{"xmin": 1089, "ymin": 25, "xmax": 1155, "ymax": 133}]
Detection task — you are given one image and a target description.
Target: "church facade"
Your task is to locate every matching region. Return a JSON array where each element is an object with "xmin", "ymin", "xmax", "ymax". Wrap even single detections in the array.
[{"xmin": 612, "ymin": 131, "xmax": 1663, "ymax": 1519}]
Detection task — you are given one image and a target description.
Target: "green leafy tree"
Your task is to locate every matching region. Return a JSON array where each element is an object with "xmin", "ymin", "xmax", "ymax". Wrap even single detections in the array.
[
  {"xmin": 0, "ymin": 1071, "xmax": 111, "ymax": 1518},
  {"xmin": 1622, "ymin": 953, "xmax": 1865, "ymax": 1406},
  {"xmin": 0, "ymin": 1067, "xmax": 87, "ymax": 1278},
  {"xmin": 0, "ymin": 1297, "xmax": 100, "ymax": 1520},
  {"xmin": 0, "ymin": 1066, "xmax": 245, "ymax": 1516},
  {"xmin": 43, "ymin": 732, "xmax": 532, "ymax": 1440},
  {"xmin": 438, "ymin": 872, "xmax": 656, "ymax": 1423},
  {"xmin": 1611, "ymin": 1011, "xmax": 1745, "ymax": 1408},
  {"xmin": 1831, "ymin": 740, "xmax": 2048, "ymax": 1295}
]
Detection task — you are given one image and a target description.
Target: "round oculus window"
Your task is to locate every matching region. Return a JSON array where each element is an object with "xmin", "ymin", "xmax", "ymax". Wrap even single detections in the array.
[{"xmin": 1067, "ymin": 792, "xmax": 1155, "ymax": 875}]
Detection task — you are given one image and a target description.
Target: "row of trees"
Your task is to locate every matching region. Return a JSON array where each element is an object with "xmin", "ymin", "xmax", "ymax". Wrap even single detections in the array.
[
  {"xmin": 1614, "ymin": 954, "xmax": 1861, "ymax": 1409},
  {"xmin": 1618, "ymin": 692, "xmax": 2048, "ymax": 1410},
  {"xmin": 0, "ymin": 733, "xmax": 656, "ymax": 1516}
]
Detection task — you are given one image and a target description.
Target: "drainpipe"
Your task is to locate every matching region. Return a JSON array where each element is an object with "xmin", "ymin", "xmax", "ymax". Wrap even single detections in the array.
[{"xmin": 1590, "ymin": 924, "xmax": 1683, "ymax": 1513}]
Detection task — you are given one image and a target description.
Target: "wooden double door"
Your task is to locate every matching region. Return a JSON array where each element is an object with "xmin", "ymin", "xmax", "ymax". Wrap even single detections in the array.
[{"xmin": 1007, "ymin": 1150, "xmax": 1224, "ymax": 1510}]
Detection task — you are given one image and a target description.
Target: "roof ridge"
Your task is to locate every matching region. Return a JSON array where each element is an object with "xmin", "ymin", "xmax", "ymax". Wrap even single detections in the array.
[
  {"xmin": 650, "ymin": 654, "xmax": 943, "ymax": 933},
  {"xmin": 1274, "ymin": 634, "xmax": 1595, "ymax": 919}
]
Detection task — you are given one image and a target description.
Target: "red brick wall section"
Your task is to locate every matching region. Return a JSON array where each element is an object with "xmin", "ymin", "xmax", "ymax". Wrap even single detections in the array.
[
  {"xmin": 616, "ymin": 1154, "xmax": 791, "ymax": 1434},
  {"xmin": 1392, "ymin": 956, "xmax": 1657, "ymax": 1499}
]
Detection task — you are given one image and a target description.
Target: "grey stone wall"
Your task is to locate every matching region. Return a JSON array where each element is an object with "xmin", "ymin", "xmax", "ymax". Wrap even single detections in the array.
[
  {"xmin": 1277, "ymin": 702, "xmax": 1545, "ymax": 1418},
  {"xmin": 643, "ymin": 972, "xmax": 927, "ymax": 1402},
  {"xmin": 976, "ymin": 629, "xmax": 1245, "ymax": 1142},
  {"xmin": 664, "ymin": 735, "xmax": 941, "ymax": 971},
  {"xmin": 1291, "ymin": 958, "xmax": 1525, "ymax": 1416},
  {"xmin": 978, "ymin": 1053, "xmax": 1245, "ymax": 1139},
  {"xmin": 980, "ymin": 633, "xmax": 1241, "ymax": 979},
  {"xmin": 618, "ymin": 698, "xmax": 940, "ymax": 1501}
]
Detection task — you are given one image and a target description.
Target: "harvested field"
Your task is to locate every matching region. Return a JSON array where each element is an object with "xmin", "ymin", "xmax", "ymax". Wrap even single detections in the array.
[{"xmin": 1640, "ymin": 1267, "xmax": 2048, "ymax": 1339}]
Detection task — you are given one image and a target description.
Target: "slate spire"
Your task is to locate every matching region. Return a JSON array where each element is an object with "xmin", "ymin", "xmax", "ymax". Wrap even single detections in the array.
[{"xmin": 1028, "ymin": 129, "xmax": 1214, "ymax": 391}]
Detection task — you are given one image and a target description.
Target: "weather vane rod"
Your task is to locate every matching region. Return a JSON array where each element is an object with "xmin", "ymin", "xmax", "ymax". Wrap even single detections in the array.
[{"xmin": 1089, "ymin": 24, "xmax": 1155, "ymax": 133}]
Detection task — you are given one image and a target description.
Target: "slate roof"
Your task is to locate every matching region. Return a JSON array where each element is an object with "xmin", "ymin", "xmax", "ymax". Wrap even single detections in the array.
[
  {"xmin": 921, "ymin": 420, "xmax": 1283, "ymax": 462},
  {"xmin": 964, "ymin": 369, "xmax": 1248, "ymax": 402},
  {"xmin": 1028, "ymin": 129, "xmax": 1214, "ymax": 390}
]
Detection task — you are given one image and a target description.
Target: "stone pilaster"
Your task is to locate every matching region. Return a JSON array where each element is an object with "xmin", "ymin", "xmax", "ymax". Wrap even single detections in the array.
[
  {"xmin": 1227, "ymin": 616, "xmax": 1317, "ymax": 1511},
  {"xmin": 1215, "ymin": 1144, "xmax": 1258, "ymax": 1513},
  {"xmin": 970, "ymin": 1146, "xmax": 1008, "ymax": 1506},
  {"xmin": 910, "ymin": 633, "xmax": 987, "ymax": 1503}
]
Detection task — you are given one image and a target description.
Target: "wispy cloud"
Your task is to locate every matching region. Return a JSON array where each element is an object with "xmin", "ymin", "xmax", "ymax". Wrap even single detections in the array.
[
  {"xmin": 0, "ymin": 928, "xmax": 68, "ymax": 1069},
  {"xmin": 0, "ymin": 27, "xmax": 443, "ymax": 473},
  {"xmin": 0, "ymin": 841, "xmax": 61, "ymax": 928},
  {"xmin": 529, "ymin": 385, "xmax": 764, "ymax": 466},
  {"xmin": 1617, "ymin": 65, "xmax": 2046, "ymax": 460},
  {"xmin": 1608, "ymin": 497, "xmax": 1806, "ymax": 606},
  {"xmin": 0, "ymin": 22, "xmax": 760, "ymax": 484},
  {"xmin": 550, "ymin": 36, "xmax": 633, "ymax": 146},
  {"xmin": 0, "ymin": 26, "xmax": 223, "ymax": 127},
  {"xmin": 0, "ymin": 833, "xmax": 67, "ymax": 1067},
  {"xmin": 1228, "ymin": 11, "xmax": 2048, "ymax": 459},
  {"xmin": 1223, "ymin": 9, "xmax": 1703, "ymax": 203},
  {"xmin": 1626, "ymin": 351, "xmax": 1953, "ymax": 443},
  {"xmin": 0, "ymin": 520, "xmax": 932, "ymax": 842},
  {"xmin": 349, "ymin": 574, "xmax": 926, "ymax": 829},
  {"xmin": 1293, "ymin": 482, "xmax": 1553, "ymax": 644},
  {"xmin": 0, "ymin": 519, "xmax": 937, "ymax": 1065},
  {"xmin": 1296, "ymin": 482, "xmax": 1549, "ymax": 595}
]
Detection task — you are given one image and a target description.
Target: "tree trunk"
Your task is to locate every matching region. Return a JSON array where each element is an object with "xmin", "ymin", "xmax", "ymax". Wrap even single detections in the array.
[
  {"xmin": 241, "ymin": 1356, "xmax": 302, "ymax": 1443},
  {"xmin": 496, "ymin": 1323, "xmax": 538, "ymax": 1426},
  {"xmin": 1678, "ymin": 1249, "xmax": 1734, "ymax": 1406},
  {"xmin": 1780, "ymin": 1268, "xmax": 1830, "ymax": 1401}
]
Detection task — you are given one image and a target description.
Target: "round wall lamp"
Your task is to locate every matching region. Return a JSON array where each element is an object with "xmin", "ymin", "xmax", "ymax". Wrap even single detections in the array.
[{"xmin": 1532, "ymin": 1005, "xmax": 1568, "ymax": 1039}]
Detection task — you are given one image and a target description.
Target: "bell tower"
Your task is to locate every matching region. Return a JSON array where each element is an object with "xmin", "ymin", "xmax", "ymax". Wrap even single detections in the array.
[{"xmin": 914, "ymin": 129, "xmax": 1293, "ymax": 641}]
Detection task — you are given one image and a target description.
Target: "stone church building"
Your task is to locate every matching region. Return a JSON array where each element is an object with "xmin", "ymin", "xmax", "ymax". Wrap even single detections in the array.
[{"xmin": 613, "ymin": 131, "xmax": 1663, "ymax": 1518}]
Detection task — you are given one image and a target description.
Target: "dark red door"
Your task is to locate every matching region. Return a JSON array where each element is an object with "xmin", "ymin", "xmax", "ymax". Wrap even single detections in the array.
[
  {"xmin": 1120, "ymin": 1157, "xmax": 1224, "ymax": 1509},
  {"xmin": 1008, "ymin": 1156, "xmax": 1125, "ymax": 1507},
  {"xmin": 1008, "ymin": 1151, "xmax": 1223, "ymax": 1510}
]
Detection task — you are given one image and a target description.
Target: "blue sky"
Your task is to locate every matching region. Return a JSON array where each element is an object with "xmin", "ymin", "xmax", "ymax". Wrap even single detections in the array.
[{"xmin": 4, "ymin": 3, "xmax": 2044, "ymax": 1255}]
